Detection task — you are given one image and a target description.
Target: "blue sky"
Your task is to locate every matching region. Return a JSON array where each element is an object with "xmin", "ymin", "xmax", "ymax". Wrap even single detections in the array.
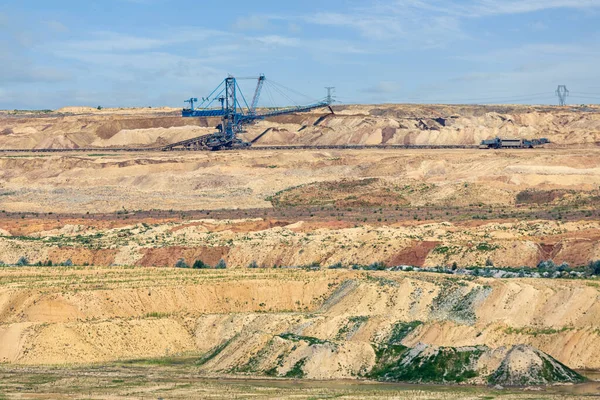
[{"xmin": 1, "ymin": 0, "xmax": 600, "ymax": 109}]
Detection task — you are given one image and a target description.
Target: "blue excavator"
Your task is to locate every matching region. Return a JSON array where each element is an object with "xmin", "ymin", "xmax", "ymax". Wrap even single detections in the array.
[{"xmin": 164, "ymin": 75, "xmax": 333, "ymax": 150}]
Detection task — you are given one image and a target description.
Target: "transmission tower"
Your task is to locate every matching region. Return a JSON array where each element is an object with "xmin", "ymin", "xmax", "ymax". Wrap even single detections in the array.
[
  {"xmin": 325, "ymin": 87, "xmax": 336, "ymax": 104},
  {"xmin": 556, "ymin": 85, "xmax": 569, "ymax": 106}
]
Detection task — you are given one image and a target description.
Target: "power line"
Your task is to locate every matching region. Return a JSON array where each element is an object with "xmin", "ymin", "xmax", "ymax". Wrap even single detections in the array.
[{"xmin": 408, "ymin": 93, "xmax": 554, "ymax": 104}]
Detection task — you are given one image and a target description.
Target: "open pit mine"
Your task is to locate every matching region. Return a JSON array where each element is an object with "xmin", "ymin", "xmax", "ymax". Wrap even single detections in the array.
[{"xmin": 1, "ymin": 101, "xmax": 600, "ymax": 399}]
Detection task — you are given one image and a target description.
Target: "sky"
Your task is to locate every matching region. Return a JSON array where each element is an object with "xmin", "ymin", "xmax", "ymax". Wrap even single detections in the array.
[{"xmin": 1, "ymin": 0, "xmax": 600, "ymax": 109}]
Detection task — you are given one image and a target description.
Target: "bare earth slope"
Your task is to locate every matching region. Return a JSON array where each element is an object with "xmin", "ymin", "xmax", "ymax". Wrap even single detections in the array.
[
  {"xmin": 1, "ymin": 149, "xmax": 599, "ymax": 213},
  {"xmin": 1, "ymin": 104, "xmax": 600, "ymax": 149},
  {"xmin": 1, "ymin": 268, "xmax": 599, "ymax": 376},
  {"xmin": 1, "ymin": 106, "xmax": 600, "ymax": 394}
]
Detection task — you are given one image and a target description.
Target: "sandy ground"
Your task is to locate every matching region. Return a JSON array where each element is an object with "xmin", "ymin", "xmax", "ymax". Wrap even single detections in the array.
[
  {"xmin": 1, "ymin": 365, "xmax": 595, "ymax": 399},
  {"xmin": 1, "ymin": 106, "xmax": 600, "ymax": 387},
  {"xmin": 1, "ymin": 268, "xmax": 600, "ymax": 374},
  {"xmin": 2, "ymin": 104, "xmax": 600, "ymax": 149},
  {"xmin": 0, "ymin": 216, "xmax": 599, "ymax": 268},
  {"xmin": 1, "ymin": 149, "xmax": 600, "ymax": 213}
]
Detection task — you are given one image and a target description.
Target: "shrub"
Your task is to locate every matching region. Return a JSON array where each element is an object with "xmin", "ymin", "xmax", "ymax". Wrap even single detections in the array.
[
  {"xmin": 304, "ymin": 261, "xmax": 321, "ymax": 270},
  {"xmin": 63, "ymin": 259, "xmax": 73, "ymax": 267},
  {"xmin": 557, "ymin": 262, "xmax": 569, "ymax": 272},
  {"xmin": 588, "ymin": 260, "xmax": 600, "ymax": 276},
  {"xmin": 215, "ymin": 259, "xmax": 227, "ymax": 269},
  {"xmin": 16, "ymin": 256, "xmax": 29, "ymax": 266},
  {"xmin": 537, "ymin": 259, "xmax": 556, "ymax": 271},
  {"xmin": 192, "ymin": 259, "xmax": 210, "ymax": 269},
  {"xmin": 248, "ymin": 260, "xmax": 259, "ymax": 269},
  {"xmin": 175, "ymin": 258, "xmax": 189, "ymax": 269},
  {"xmin": 328, "ymin": 262, "xmax": 344, "ymax": 269},
  {"xmin": 366, "ymin": 262, "xmax": 386, "ymax": 271},
  {"xmin": 485, "ymin": 258, "xmax": 494, "ymax": 267}
]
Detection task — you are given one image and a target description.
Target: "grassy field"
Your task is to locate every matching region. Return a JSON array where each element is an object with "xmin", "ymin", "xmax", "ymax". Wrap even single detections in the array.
[{"xmin": 0, "ymin": 364, "xmax": 596, "ymax": 399}]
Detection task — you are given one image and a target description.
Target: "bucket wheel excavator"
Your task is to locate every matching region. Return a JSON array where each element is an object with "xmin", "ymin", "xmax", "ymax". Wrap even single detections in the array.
[{"xmin": 163, "ymin": 75, "xmax": 333, "ymax": 151}]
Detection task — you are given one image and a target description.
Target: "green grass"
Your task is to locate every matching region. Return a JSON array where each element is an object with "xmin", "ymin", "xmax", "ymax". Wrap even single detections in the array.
[
  {"xmin": 388, "ymin": 321, "xmax": 423, "ymax": 345},
  {"xmin": 369, "ymin": 346, "xmax": 484, "ymax": 383},
  {"xmin": 504, "ymin": 326, "xmax": 574, "ymax": 336},
  {"xmin": 197, "ymin": 337, "xmax": 234, "ymax": 366},
  {"xmin": 284, "ymin": 358, "xmax": 307, "ymax": 378},
  {"xmin": 278, "ymin": 333, "xmax": 329, "ymax": 346}
]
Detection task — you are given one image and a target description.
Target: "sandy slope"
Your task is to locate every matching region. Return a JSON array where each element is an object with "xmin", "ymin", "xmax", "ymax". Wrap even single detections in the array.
[
  {"xmin": 0, "ymin": 218, "xmax": 599, "ymax": 268},
  {"xmin": 1, "ymin": 104, "xmax": 600, "ymax": 149},
  {"xmin": 0, "ymin": 268, "xmax": 599, "ymax": 374},
  {"xmin": 0, "ymin": 149, "xmax": 599, "ymax": 213}
]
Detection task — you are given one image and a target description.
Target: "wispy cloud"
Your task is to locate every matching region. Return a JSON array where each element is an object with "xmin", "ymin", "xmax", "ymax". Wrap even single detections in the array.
[
  {"xmin": 45, "ymin": 20, "xmax": 69, "ymax": 33},
  {"xmin": 232, "ymin": 15, "xmax": 270, "ymax": 31}
]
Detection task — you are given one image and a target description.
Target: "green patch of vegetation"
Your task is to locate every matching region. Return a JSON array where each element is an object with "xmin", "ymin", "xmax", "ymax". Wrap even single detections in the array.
[
  {"xmin": 143, "ymin": 312, "xmax": 171, "ymax": 319},
  {"xmin": 24, "ymin": 374, "xmax": 62, "ymax": 385},
  {"xmin": 388, "ymin": 321, "xmax": 423, "ymax": 345},
  {"xmin": 197, "ymin": 337, "xmax": 234, "ymax": 366},
  {"xmin": 369, "ymin": 346, "xmax": 483, "ymax": 383},
  {"xmin": 475, "ymin": 242, "xmax": 500, "ymax": 252},
  {"xmin": 278, "ymin": 333, "xmax": 328, "ymax": 346},
  {"xmin": 431, "ymin": 283, "xmax": 491, "ymax": 325},
  {"xmin": 336, "ymin": 316, "xmax": 370, "ymax": 340},
  {"xmin": 285, "ymin": 358, "xmax": 307, "ymax": 378},
  {"xmin": 489, "ymin": 352, "xmax": 586, "ymax": 386},
  {"xmin": 234, "ymin": 338, "xmax": 276, "ymax": 374},
  {"xmin": 365, "ymin": 274, "xmax": 397, "ymax": 286},
  {"xmin": 504, "ymin": 326, "xmax": 574, "ymax": 336}
]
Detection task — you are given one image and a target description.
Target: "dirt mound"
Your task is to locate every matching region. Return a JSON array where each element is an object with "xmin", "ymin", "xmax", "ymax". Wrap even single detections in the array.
[
  {"xmin": 368, "ymin": 342, "xmax": 585, "ymax": 385},
  {"xmin": 490, "ymin": 344, "xmax": 586, "ymax": 386},
  {"xmin": 269, "ymin": 178, "xmax": 410, "ymax": 208}
]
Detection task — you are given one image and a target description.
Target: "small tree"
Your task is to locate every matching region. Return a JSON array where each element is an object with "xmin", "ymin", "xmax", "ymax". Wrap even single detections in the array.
[
  {"xmin": 248, "ymin": 260, "xmax": 259, "ymax": 269},
  {"xmin": 175, "ymin": 258, "xmax": 189, "ymax": 268},
  {"xmin": 588, "ymin": 260, "xmax": 600, "ymax": 276},
  {"xmin": 215, "ymin": 259, "xmax": 227, "ymax": 269},
  {"xmin": 557, "ymin": 262, "xmax": 569, "ymax": 272},
  {"xmin": 485, "ymin": 258, "xmax": 494, "ymax": 267},
  {"xmin": 192, "ymin": 259, "xmax": 209, "ymax": 269},
  {"xmin": 63, "ymin": 259, "xmax": 73, "ymax": 267},
  {"xmin": 367, "ymin": 262, "xmax": 386, "ymax": 271},
  {"xmin": 16, "ymin": 256, "xmax": 29, "ymax": 266},
  {"xmin": 328, "ymin": 262, "xmax": 344, "ymax": 269}
]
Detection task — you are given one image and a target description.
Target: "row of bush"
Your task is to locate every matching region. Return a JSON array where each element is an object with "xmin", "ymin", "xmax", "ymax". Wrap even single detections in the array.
[
  {"xmin": 3, "ymin": 256, "xmax": 600, "ymax": 278},
  {"xmin": 175, "ymin": 258, "xmax": 227, "ymax": 269},
  {"xmin": 0, "ymin": 257, "xmax": 74, "ymax": 267}
]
